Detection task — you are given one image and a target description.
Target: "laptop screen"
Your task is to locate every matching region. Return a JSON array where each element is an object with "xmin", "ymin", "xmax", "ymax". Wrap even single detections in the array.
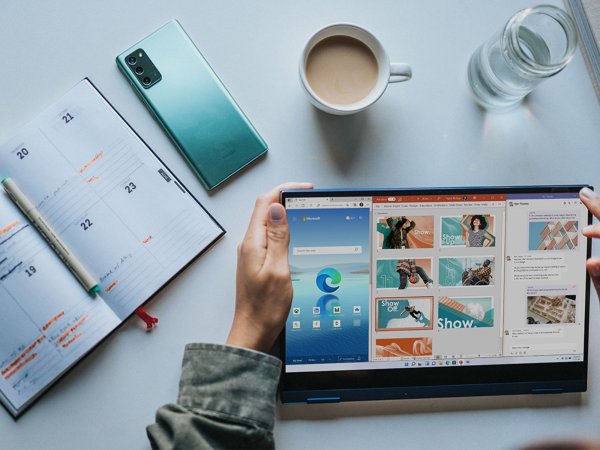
[{"xmin": 283, "ymin": 188, "xmax": 589, "ymax": 375}]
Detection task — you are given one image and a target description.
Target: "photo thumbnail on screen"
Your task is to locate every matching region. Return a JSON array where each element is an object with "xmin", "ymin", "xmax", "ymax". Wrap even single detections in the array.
[{"xmin": 528, "ymin": 211, "xmax": 578, "ymax": 251}]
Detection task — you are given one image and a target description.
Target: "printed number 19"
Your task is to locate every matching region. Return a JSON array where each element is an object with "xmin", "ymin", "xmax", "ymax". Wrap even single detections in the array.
[{"xmin": 25, "ymin": 265, "xmax": 36, "ymax": 277}]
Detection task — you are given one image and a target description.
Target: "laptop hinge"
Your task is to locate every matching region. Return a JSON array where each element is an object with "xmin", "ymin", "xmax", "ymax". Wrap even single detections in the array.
[
  {"xmin": 531, "ymin": 388, "xmax": 564, "ymax": 394},
  {"xmin": 306, "ymin": 397, "xmax": 341, "ymax": 404}
]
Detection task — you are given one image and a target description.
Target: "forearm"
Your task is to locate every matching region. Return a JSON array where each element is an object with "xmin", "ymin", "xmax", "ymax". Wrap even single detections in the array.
[{"xmin": 147, "ymin": 343, "xmax": 282, "ymax": 450}]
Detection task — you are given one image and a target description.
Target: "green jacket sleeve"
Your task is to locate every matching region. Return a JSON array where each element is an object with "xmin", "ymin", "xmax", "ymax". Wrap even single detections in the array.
[{"xmin": 147, "ymin": 343, "xmax": 282, "ymax": 450}]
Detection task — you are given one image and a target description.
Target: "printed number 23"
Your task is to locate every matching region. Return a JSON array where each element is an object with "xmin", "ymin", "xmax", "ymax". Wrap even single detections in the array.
[
  {"xmin": 80, "ymin": 219, "xmax": 93, "ymax": 231},
  {"xmin": 124, "ymin": 182, "xmax": 136, "ymax": 194}
]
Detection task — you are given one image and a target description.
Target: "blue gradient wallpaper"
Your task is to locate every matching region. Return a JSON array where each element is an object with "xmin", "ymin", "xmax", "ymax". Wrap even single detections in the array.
[{"xmin": 286, "ymin": 208, "xmax": 370, "ymax": 366}]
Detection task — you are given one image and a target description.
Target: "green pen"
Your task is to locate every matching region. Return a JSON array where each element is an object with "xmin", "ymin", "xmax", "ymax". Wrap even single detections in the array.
[{"xmin": 1, "ymin": 177, "xmax": 100, "ymax": 296}]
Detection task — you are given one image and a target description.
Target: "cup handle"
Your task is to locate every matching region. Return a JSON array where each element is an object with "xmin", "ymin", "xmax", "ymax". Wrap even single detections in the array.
[{"xmin": 389, "ymin": 63, "xmax": 412, "ymax": 83}]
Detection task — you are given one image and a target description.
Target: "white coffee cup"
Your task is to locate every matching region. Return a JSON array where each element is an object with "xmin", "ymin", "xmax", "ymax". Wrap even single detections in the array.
[{"xmin": 299, "ymin": 23, "xmax": 412, "ymax": 115}]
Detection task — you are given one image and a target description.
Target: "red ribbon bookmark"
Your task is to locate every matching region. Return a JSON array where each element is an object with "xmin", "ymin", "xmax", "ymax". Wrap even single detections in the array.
[{"xmin": 134, "ymin": 307, "xmax": 158, "ymax": 330}]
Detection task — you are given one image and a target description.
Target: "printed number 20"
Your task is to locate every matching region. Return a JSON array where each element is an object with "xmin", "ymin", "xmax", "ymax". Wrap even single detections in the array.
[{"xmin": 17, "ymin": 148, "xmax": 29, "ymax": 160}]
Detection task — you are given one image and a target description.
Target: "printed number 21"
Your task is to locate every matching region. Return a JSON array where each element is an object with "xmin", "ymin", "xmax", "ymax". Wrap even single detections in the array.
[
  {"xmin": 80, "ymin": 219, "xmax": 93, "ymax": 231},
  {"xmin": 62, "ymin": 113, "xmax": 74, "ymax": 124}
]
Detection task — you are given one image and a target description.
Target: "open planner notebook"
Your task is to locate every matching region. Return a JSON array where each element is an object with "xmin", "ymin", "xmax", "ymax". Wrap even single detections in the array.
[{"xmin": 0, "ymin": 79, "xmax": 224, "ymax": 418}]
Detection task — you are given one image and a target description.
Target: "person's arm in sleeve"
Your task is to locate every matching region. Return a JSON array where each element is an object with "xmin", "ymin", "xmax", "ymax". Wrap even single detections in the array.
[{"xmin": 147, "ymin": 182, "xmax": 313, "ymax": 450}]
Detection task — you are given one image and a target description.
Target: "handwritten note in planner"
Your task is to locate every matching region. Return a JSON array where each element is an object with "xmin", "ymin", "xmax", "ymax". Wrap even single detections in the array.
[
  {"xmin": 0, "ymin": 79, "xmax": 223, "ymax": 415},
  {"xmin": 0, "ymin": 194, "xmax": 121, "ymax": 413}
]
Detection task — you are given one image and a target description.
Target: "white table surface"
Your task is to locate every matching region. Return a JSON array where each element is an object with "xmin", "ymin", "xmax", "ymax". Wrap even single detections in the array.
[{"xmin": 1, "ymin": 1, "xmax": 600, "ymax": 449}]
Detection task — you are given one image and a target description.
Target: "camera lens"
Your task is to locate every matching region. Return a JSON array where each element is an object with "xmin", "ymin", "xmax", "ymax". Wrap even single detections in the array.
[
  {"xmin": 142, "ymin": 77, "xmax": 151, "ymax": 85},
  {"xmin": 135, "ymin": 66, "xmax": 144, "ymax": 75},
  {"xmin": 127, "ymin": 56, "xmax": 137, "ymax": 65}
]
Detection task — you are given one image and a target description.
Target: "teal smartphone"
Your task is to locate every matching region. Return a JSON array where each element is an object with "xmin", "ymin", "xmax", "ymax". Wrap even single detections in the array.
[{"xmin": 116, "ymin": 20, "xmax": 267, "ymax": 190}]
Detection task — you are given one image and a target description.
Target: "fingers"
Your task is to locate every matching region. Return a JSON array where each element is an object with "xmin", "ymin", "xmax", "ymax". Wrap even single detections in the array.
[
  {"xmin": 264, "ymin": 203, "xmax": 290, "ymax": 270},
  {"xmin": 244, "ymin": 182, "xmax": 313, "ymax": 251},
  {"xmin": 247, "ymin": 182, "xmax": 313, "ymax": 233},
  {"xmin": 580, "ymin": 187, "xmax": 600, "ymax": 220},
  {"xmin": 266, "ymin": 182, "xmax": 313, "ymax": 204},
  {"xmin": 587, "ymin": 258, "xmax": 600, "ymax": 295},
  {"xmin": 583, "ymin": 224, "xmax": 600, "ymax": 238},
  {"xmin": 580, "ymin": 188, "xmax": 600, "ymax": 297}
]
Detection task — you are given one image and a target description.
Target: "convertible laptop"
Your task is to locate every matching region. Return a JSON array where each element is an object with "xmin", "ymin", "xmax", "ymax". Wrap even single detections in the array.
[{"xmin": 280, "ymin": 186, "xmax": 592, "ymax": 403}]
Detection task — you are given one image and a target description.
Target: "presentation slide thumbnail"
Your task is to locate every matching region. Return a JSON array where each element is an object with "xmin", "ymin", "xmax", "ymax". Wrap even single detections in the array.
[
  {"xmin": 440, "ymin": 256, "xmax": 496, "ymax": 286},
  {"xmin": 438, "ymin": 296, "xmax": 494, "ymax": 329},
  {"xmin": 439, "ymin": 257, "xmax": 495, "ymax": 287},
  {"xmin": 376, "ymin": 215, "xmax": 434, "ymax": 249},
  {"xmin": 440, "ymin": 214, "xmax": 496, "ymax": 247},
  {"xmin": 377, "ymin": 258, "xmax": 433, "ymax": 290},
  {"xmin": 376, "ymin": 296, "xmax": 434, "ymax": 331},
  {"xmin": 375, "ymin": 337, "xmax": 433, "ymax": 359}
]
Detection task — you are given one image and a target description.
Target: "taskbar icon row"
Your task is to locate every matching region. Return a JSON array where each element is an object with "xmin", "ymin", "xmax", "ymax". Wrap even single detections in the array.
[
  {"xmin": 402, "ymin": 359, "xmax": 471, "ymax": 367},
  {"xmin": 287, "ymin": 354, "xmax": 368, "ymax": 365}
]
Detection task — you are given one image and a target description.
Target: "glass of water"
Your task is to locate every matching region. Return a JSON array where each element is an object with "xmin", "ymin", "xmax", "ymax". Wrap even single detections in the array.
[{"xmin": 468, "ymin": 5, "xmax": 578, "ymax": 111}]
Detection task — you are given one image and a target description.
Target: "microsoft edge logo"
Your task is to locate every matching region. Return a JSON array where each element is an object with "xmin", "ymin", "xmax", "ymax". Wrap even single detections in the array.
[{"xmin": 316, "ymin": 268, "xmax": 341, "ymax": 293}]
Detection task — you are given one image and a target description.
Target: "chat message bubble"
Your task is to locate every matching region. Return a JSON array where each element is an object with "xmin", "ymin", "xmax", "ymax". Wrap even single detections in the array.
[
  {"xmin": 528, "ymin": 211, "xmax": 578, "ymax": 221},
  {"xmin": 512, "ymin": 254, "xmax": 567, "ymax": 281},
  {"xmin": 526, "ymin": 285, "xmax": 577, "ymax": 296},
  {"xmin": 510, "ymin": 328, "xmax": 563, "ymax": 339}
]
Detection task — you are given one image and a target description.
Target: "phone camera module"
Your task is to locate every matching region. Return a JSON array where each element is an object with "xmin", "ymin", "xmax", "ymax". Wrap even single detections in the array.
[{"xmin": 126, "ymin": 49, "xmax": 161, "ymax": 89}]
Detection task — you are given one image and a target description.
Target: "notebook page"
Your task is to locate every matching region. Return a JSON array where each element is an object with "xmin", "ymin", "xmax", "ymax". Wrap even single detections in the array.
[
  {"xmin": 0, "ymin": 79, "xmax": 223, "ymax": 320},
  {"xmin": 0, "ymin": 193, "xmax": 121, "ymax": 415}
]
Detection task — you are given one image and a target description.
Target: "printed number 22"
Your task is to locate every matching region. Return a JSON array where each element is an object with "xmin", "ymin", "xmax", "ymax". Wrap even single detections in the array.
[{"xmin": 80, "ymin": 219, "xmax": 93, "ymax": 231}]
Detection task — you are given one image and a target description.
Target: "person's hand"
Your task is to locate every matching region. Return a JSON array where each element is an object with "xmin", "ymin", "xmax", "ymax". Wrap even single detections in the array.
[
  {"xmin": 580, "ymin": 187, "xmax": 600, "ymax": 295},
  {"xmin": 226, "ymin": 182, "xmax": 313, "ymax": 353}
]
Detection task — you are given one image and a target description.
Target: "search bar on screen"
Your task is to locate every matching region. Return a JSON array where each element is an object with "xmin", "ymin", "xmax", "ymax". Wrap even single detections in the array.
[{"xmin": 293, "ymin": 246, "xmax": 362, "ymax": 255}]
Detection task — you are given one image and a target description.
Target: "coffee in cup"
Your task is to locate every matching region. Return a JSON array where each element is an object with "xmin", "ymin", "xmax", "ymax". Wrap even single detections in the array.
[
  {"xmin": 306, "ymin": 35, "xmax": 379, "ymax": 105},
  {"xmin": 300, "ymin": 24, "xmax": 412, "ymax": 115}
]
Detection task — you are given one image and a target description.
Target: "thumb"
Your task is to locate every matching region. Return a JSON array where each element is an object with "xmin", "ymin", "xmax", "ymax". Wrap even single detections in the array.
[{"xmin": 265, "ymin": 203, "xmax": 290, "ymax": 266}]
